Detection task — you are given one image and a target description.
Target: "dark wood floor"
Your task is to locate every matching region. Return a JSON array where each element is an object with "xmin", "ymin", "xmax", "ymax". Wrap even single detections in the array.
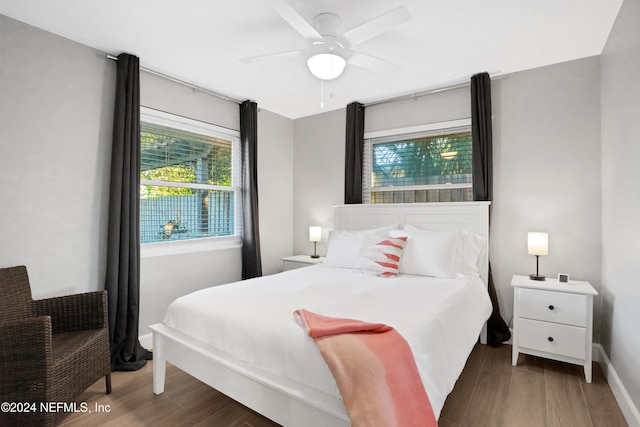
[{"xmin": 59, "ymin": 343, "xmax": 627, "ymax": 427}]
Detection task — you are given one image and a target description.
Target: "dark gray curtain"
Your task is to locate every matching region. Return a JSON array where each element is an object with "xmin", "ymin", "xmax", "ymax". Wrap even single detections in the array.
[
  {"xmin": 471, "ymin": 72, "xmax": 510, "ymax": 346},
  {"xmin": 240, "ymin": 100, "xmax": 262, "ymax": 279},
  {"xmin": 344, "ymin": 102, "xmax": 365, "ymax": 204},
  {"xmin": 471, "ymin": 72, "xmax": 493, "ymax": 201},
  {"xmin": 105, "ymin": 53, "xmax": 152, "ymax": 371}
]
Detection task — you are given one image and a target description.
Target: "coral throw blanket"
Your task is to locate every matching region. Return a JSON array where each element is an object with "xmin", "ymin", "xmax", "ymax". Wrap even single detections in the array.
[{"xmin": 294, "ymin": 309, "xmax": 438, "ymax": 427}]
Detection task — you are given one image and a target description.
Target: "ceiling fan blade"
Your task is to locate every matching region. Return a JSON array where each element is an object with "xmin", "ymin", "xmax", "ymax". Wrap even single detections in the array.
[
  {"xmin": 348, "ymin": 51, "xmax": 401, "ymax": 73},
  {"xmin": 341, "ymin": 6, "xmax": 412, "ymax": 47},
  {"xmin": 240, "ymin": 49, "xmax": 307, "ymax": 63},
  {"xmin": 264, "ymin": 0, "xmax": 323, "ymax": 41}
]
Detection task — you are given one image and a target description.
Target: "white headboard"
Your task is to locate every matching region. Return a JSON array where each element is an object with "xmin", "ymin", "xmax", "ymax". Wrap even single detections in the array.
[{"xmin": 333, "ymin": 202, "xmax": 491, "ymax": 285}]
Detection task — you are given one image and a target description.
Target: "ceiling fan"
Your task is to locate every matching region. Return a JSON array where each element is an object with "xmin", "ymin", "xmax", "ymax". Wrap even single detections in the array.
[{"xmin": 241, "ymin": 0, "xmax": 412, "ymax": 80}]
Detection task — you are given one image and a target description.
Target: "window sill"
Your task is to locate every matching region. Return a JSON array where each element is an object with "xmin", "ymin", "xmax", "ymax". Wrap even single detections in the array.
[{"xmin": 141, "ymin": 235, "xmax": 242, "ymax": 258}]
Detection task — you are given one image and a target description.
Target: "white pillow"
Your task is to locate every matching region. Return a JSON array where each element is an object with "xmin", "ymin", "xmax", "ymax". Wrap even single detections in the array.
[
  {"xmin": 403, "ymin": 224, "xmax": 486, "ymax": 277},
  {"xmin": 323, "ymin": 224, "xmax": 398, "ymax": 269},
  {"xmin": 388, "ymin": 229, "xmax": 460, "ymax": 278},
  {"xmin": 457, "ymin": 230, "xmax": 486, "ymax": 277}
]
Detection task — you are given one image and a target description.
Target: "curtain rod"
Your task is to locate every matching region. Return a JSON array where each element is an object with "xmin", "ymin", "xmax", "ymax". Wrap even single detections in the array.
[
  {"xmin": 364, "ymin": 82, "xmax": 469, "ymax": 108},
  {"xmin": 364, "ymin": 73, "xmax": 502, "ymax": 108},
  {"xmin": 106, "ymin": 54, "xmax": 243, "ymax": 105}
]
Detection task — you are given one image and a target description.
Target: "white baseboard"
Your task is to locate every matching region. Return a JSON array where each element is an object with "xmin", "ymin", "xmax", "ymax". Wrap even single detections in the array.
[
  {"xmin": 594, "ymin": 344, "xmax": 640, "ymax": 427},
  {"xmin": 139, "ymin": 333, "xmax": 153, "ymax": 351}
]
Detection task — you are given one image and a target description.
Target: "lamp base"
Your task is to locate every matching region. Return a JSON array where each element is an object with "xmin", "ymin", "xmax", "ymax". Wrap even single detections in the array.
[
  {"xmin": 310, "ymin": 255, "xmax": 320, "ymax": 259},
  {"xmin": 529, "ymin": 274, "xmax": 546, "ymax": 281}
]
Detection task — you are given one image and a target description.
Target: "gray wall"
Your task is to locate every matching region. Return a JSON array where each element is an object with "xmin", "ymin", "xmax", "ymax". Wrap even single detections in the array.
[
  {"xmin": 601, "ymin": 0, "xmax": 640, "ymax": 414},
  {"xmin": 292, "ymin": 58, "xmax": 603, "ymax": 342},
  {"xmin": 0, "ymin": 15, "xmax": 114, "ymax": 297},
  {"xmin": 365, "ymin": 87, "xmax": 471, "ymax": 133},
  {"xmin": 292, "ymin": 108, "xmax": 346, "ymax": 255},
  {"xmin": 257, "ymin": 108, "xmax": 294, "ymax": 275}
]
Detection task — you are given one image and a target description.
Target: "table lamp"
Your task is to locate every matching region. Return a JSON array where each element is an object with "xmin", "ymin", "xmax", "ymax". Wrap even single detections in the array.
[
  {"xmin": 309, "ymin": 226, "xmax": 321, "ymax": 259},
  {"xmin": 528, "ymin": 232, "xmax": 548, "ymax": 281}
]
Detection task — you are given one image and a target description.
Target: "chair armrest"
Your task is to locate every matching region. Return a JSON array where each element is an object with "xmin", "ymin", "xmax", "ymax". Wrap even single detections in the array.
[
  {"xmin": 34, "ymin": 290, "xmax": 108, "ymax": 334},
  {"xmin": 0, "ymin": 317, "xmax": 52, "ymax": 361},
  {"xmin": 0, "ymin": 317, "xmax": 52, "ymax": 399}
]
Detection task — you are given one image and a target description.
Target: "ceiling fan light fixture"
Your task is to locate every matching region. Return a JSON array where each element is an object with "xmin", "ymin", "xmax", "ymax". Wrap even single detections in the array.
[{"xmin": 307, "ymin": 53, "xmax": 346, "ymax": 80}]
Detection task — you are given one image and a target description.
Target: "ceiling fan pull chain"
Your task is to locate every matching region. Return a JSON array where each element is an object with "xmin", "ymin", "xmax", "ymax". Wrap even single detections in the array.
[{"xmin": 320, "ymin": 79, "xmax": 325, "ymax": 108}]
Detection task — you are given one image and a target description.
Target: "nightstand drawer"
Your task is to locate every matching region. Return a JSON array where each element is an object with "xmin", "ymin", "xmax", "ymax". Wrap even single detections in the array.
[
  {"xmin": 281, "ymin": 255, "xmax": 325, "ymax": 272},
  {"xmin": 519, "ymin": 318, "xmax": 586, "ymax": 360},
  {"xmin": 519, "ymin": 288, "xmax": 587, "ymax": 327}
]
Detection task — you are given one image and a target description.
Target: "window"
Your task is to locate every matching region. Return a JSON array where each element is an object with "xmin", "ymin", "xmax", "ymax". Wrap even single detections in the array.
[
  {"xmin": 139, "ymin": 108, "xmax": 241, "ymax": 244},
  {"xmin": 363, "ymin": 119, "xmax": 473, "ymax": 203}
]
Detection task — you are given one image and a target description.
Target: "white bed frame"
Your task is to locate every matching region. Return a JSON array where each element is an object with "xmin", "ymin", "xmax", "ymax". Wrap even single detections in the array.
[{"xmin": 150, "ymin": 201, "xmax": 490, "ymax": 427}]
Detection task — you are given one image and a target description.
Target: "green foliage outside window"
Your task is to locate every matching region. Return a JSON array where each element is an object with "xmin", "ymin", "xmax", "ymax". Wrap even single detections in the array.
[
  {"xmin": 140, "ymin": 127, "xmax": 232, "ymax": 198},
  {"xmin": 373, "ymin": 132, "xmax": 472, "ymax": 188}
]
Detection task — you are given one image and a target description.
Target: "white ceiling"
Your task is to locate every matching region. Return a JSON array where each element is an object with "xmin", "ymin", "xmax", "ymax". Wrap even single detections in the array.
[{"xmin": 1, "ymin": 0, "xmax": 623, "ymax": 119}]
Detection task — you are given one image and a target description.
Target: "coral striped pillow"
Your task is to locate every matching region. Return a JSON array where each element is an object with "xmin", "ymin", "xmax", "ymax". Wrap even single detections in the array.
[{"xmin": 355, "ymin": 236, "xmax": 408, "ymax": 277}]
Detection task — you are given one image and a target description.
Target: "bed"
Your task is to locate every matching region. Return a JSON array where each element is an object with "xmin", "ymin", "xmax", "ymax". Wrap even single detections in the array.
[{"xmin": 150, "ymin": 201, "xmax": 492, "ymax": 426}]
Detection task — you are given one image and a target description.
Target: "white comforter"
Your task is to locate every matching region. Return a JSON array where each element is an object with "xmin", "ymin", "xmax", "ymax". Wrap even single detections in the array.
[{"xmin": 163, "ymin": 265, "xmax": 492, "ymax": 418}]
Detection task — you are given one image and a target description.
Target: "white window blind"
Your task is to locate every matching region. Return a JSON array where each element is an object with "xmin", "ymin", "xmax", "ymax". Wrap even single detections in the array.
[
  {"xmin": 139, "ymin": 110, "xmax": 240, "ymax": 244},
  {"xmin": 363, "ymin": 121, "xmax": 473, "ymax": 203}
]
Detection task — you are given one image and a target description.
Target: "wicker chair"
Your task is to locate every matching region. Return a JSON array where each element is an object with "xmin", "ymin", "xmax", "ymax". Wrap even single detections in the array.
[{"xmin": 0, "ymin": 265, "xmax": 111, "ymax": 427}]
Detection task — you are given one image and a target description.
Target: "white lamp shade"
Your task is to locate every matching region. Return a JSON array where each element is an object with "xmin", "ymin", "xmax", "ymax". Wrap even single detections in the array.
[
  {"xmin": 307, "ymin": 53, "xmax": 346, "ymax": 80},
  {"xmin": 528, "ymin": 232, "xmax": 548, "ymax": 256},
  {"xmin": 309, "ymin": 226, "xmax": 322, "ymax": 242}
]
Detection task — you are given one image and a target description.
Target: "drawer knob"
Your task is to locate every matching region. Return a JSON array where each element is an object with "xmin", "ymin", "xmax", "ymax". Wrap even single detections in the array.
[
  {"xmin": 548, "ymin": 337, "xmax": 554, "ymax": 342},
  {"xmin": 548, "ymin": 305, "xmax": 555, "ymax": 310}
]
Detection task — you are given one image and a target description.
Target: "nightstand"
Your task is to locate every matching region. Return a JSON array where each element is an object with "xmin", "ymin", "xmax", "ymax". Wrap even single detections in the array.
[
  {"xmin": 511, "ymin": 274, "xmax": 598, "ymax": 383},
  {"xmin": 281, "ymin": 255, "xmax": 325, "ymax": 271}
]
